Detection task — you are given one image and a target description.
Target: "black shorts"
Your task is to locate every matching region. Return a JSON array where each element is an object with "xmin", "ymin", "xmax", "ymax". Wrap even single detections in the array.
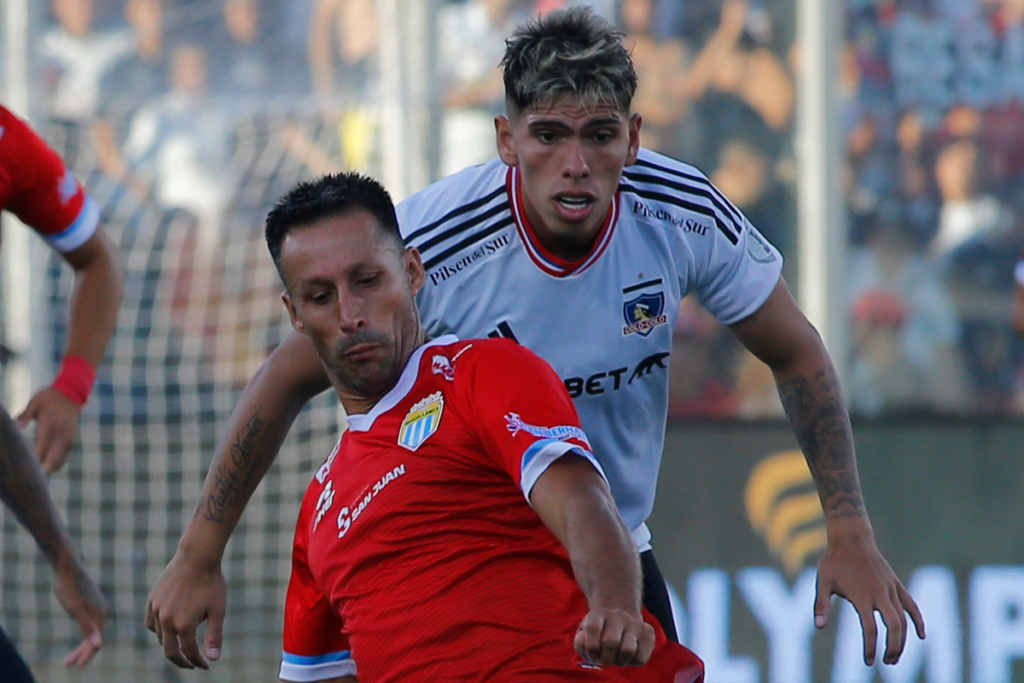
[
  {"xmin": 640, "ymin": 549, "xmax": 678, "ymax": 643},
  {"xmin": 0, "ymin": 622, "xmax": 36, "ymax": 683}
]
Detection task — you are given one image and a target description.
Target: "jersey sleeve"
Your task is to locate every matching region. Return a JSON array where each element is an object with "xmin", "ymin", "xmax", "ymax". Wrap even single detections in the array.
[
  {"xmin": 280, "ymin": 481, "xmax": 355, "ymax": 682},
  {"xmin": 0, "ymin": 106, "xmax": 99, "ymax": 252},
  {"xmin": 685, "ymin": 172, "xmax": 783, "ymax": 325},
  {"xmin": 453, "ymin": 339, "xmax": 607, "ymax": 502}
]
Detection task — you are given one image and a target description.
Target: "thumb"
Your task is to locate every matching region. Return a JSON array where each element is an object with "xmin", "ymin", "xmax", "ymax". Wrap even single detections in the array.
[
  {"xmin": 814, "ymin": 574, "xmax": 833, "ymax": 629},
  {"xmin": 15, "ymin": 398, "xmax": 38, "ymax": 427},
  {"xmin": 206, "ymin": 604, "xmax": 225, "ymax": 661}
]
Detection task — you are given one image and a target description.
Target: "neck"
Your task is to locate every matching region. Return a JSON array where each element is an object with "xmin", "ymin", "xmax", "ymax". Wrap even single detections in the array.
[{"xmin": 521, "ymin": 199, "xmax": 608, "ymax": 262}]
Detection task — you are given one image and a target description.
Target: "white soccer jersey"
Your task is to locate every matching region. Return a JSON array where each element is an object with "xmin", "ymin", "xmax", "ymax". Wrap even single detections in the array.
[{"xmin": 397, "ymin": 148, "xmax": 783, "ymax": 547}]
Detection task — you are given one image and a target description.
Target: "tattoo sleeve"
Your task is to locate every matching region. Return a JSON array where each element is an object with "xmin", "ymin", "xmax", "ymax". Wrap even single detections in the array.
[
  {"xmin": 0, "ymin": 406, "xmax": 75, "ymax": 566},
  {"xmin": 777, "ymin": 367, "xmax": 866, "ymax": 520},
  {"xmin": 201, "ymin": 404, "xmax": 269, "ymax": 524}
]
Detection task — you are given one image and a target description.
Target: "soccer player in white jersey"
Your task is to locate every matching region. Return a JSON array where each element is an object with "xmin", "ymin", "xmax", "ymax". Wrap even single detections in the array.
[{"xmin": 147, "ymin": 7, "xmax": 925, "ymax": 673}]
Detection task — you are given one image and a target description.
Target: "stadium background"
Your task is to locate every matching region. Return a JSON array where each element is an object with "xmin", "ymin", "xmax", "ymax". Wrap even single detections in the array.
[{"xmin": 2, "ymin": 0, "xmax": 1024, "ymax": 681}]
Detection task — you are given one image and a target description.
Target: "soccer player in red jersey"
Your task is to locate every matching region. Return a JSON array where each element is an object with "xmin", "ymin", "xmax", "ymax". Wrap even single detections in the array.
[
  {"xmin": 269, "ymin": 172, "xmax": 702, "ymax": 682},
  {"xmin": 0, "ymin": 105, "xmax": 121, "ymax": 679},
  {"xmin": 0, "ymin": 104, "xmax": 124, "ymax": 472}
]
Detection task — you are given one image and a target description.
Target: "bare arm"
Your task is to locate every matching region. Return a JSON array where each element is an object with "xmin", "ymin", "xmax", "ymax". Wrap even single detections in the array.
[
  {"xmin": 0, "ymin": 405, "xmax": 107, "ymax": 666},
  {"xmin": 1012, "ymin": 282, "xmax": 1024, "ymax": 337},
  {"xmin": 530, "ymin": 453, "xmax": 654, "ymax": 667},
  {"xmin": 18, "ymin": 229, "xmax": 124, "ymax": 473},
  {"xmin": 147, "ymin": 330, "xmax": 330, "ymax": 669},
  {"xmin": 730, "ymin": 278, "xmax": 925, "ymax": 665}
]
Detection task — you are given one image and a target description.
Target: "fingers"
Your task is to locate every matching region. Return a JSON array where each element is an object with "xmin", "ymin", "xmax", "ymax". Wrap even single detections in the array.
[
  {"xmin": 574, "ymin": 612, "xmax": 654, "ymax": 667},
  {"xmin": 876, "ymin": 593, "xmax": 905, "ymax": 666},
  {"xmin": 15, "ymin": 398, "xmax": 38, "ymax": 428},
  {"xmin": 899, "ymin": 583, "xmax": 927, "ymax": 639},
  {"xmin": 178, "ymin": 623, "xmax": 210, "ymax": 670},
  {"xmin": 40, "ymin": 430, "xmax": 71, "ymax": 474},
  {"xmin": 63, "ymin": 628, "xmax": 103, "ymax": 668},
  {"xmin": 162, "ymin": 622, "xmax": 194, "ymax": 670},
  {"xmin": 814, "ymin": 573, "xmax": 833, "ymax": 629},
  {"xmin": 859, "ymin": 605, "xmax": 878, "ymax": 666},
  {"xmin": 206, "ymin": 600, "xmax": 225, "ymax": 661}
]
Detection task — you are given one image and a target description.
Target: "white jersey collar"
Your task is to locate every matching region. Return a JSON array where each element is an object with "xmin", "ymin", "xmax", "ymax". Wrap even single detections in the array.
[{"xmin": 345, "ymin": 334, "xmax": 459, "ymax": 433}]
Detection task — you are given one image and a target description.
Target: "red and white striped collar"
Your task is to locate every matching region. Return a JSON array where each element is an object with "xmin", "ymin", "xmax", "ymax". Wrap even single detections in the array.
[{"xmin": 506, "ymin": 166, "xmax": 618, "ymax": 278}]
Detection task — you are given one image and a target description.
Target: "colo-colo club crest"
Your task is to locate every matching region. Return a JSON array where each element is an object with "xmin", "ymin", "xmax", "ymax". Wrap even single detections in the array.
[
  {"xmin": 622, "ymin": 279, "xmax": 668, "ymax": 337},
  {"xmin": 398, "ymin": 391, "xmax": 444, "ymax": 451}
]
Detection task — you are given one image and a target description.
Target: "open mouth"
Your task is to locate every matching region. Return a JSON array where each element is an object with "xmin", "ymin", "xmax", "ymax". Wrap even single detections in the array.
[{"xmin": 555, "ymin": 194, "xmax": 594, "ymax": 209}]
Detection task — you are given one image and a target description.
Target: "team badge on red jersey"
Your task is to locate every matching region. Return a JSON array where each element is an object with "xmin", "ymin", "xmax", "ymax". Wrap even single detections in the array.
[{"xmin": 398, "ymin": 391, "xmax": 444, "ymax": 451}]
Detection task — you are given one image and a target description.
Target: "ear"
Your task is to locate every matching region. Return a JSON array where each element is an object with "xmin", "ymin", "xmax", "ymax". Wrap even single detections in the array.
[
  {"xmin": 626, "ymin": 112, "xmax": 643, "ymax": 166},
  {"xmin": 495, "ymin": 115, "xmax": 519, "ymax": 167},
  {"xmin": 405, "ymin": 246, "xmax": 426, "ymax": 298},
  {"xmin": 282, "ymin": 290, "xmax": 305, "ymax": 334}
]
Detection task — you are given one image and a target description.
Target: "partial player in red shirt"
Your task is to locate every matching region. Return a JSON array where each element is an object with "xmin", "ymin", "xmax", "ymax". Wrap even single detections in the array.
[
  {"xmin": 149, "ymin": 171, "xmax": 704, "ymax": 682},
  {"xmin": 0, "ymin": 105, "xmax": 121, "ymax": 679},
  {"xmin": 0, "ymin": 104, "xmax": 124, "ymax": 472},
  {"xmin": 1012, "ymin": 245, "xmax": 1024, "ymax": 338}
]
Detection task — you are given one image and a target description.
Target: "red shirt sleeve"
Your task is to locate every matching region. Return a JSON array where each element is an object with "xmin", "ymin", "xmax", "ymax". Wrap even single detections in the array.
[
  {"xmin": 451, "ymin": 339, "xmax": 605, "ymax": 500},
  {"xmin": 0, "ymin": 106, "xmax": 98, "ymax": 252},
  {"xmin": 281, "ymin": 475, "xmax": 354, "ymax": 682}
]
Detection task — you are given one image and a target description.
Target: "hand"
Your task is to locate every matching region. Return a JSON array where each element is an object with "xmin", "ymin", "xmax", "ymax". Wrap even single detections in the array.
[
  {"xmin": 16, "ymin": 387, "xmax": 81, "ymax": 474},
  {"xmin": 574, "ymin": 608, "xmax": 656, "ymax": 667},
  {"xmin": 54, "ymin": 556, "xmax": 108, "ymax": 667},
  {"xmin": 145, "ymin": 549, "xmax": 227, "ymax": 669},
  {"xmin": 814, "ymin": 533, "xmax": 926, "ymax": 666}
]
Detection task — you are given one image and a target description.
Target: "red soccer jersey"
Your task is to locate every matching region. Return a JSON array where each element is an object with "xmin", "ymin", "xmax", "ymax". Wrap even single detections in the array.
[
  {"xmin": 0, "ymin": 105, "xmax": 98, "ymax": 252},
  {"xmin": 282, "ymin": 336, "xmax": 703, "ymax": 683}
]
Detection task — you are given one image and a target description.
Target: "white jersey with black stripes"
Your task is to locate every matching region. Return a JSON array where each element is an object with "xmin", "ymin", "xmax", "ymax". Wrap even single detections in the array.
[{"xmin": 397, "ymin": 148, "xmax": 783, "ymax": 548}]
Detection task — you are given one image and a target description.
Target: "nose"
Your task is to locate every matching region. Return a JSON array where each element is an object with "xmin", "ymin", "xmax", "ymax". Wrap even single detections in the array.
[
  {"xmin": 336, "ymin": 291, "xmax": 367, "ymax": 333},
  {"xmin": 561, "ymin": 137, "xmax": 590, "ymax": 180}
]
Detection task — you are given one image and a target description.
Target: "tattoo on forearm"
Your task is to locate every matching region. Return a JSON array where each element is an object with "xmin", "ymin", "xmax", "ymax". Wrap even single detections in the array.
[
  {"xmin": 778, "ymin": 369, "xmax": 865, "ymax": 519},
  {"xmin": 0, "ymin": 408, "xmax": 69, "ymax": 564},
  {"xmin": 203, "ymin": 405, "xmax": 268, "ymax": 523}
]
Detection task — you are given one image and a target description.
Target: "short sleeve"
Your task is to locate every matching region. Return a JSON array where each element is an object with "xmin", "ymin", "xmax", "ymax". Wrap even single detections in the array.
[
  {"xmin": 453, "ymin": 340, "xmax": 606, "ymax": 502},
  {"xmin": 0, "ymin": 107, "xmax": 99, "ymax": 252},
  {"xmin": 280, "ymin": 483, "xmax": 355, "ymax": 682},
  {"xmin": 689, "ymin": 181, "xmax": 783, "ymax": 325}
]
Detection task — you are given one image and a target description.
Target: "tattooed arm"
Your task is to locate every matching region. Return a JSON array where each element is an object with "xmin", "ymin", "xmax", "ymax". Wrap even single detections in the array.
[
  {"xmin": 0, "ymin": 405, "xmax": 107, "ymax": 666},
  {"xmin": 146, "ymin": 333, "xmax": 331, "ymax": 670},
  {"xmin": 730, "ymin": 279, "xmax": 925, "ymax": 666}
]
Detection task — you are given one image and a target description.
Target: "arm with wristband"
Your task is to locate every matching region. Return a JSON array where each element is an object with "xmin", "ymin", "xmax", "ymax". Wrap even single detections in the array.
[
  {"xmin": 16, "ymin": 229, "xmax": 123, "ymax": 473},
  {"xmin": 0, "ymin": 106, "xmax": 125, "ymax": 473}
]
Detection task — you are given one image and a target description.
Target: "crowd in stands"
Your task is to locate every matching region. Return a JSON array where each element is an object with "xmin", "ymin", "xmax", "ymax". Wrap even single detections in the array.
[{"xmin": 19, "ymin": 0, "xmax": 1024, "ymax": 418}]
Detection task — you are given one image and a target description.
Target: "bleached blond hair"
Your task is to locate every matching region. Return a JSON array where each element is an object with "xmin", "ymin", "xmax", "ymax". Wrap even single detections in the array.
[{"xmin": 500, "ymin": 6, "xmax": 637, "ymax": 116}]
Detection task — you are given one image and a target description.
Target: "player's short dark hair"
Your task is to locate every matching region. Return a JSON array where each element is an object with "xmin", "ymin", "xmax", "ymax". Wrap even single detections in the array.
[
  {"xmin": 265, "ymin": 172, "xmax": 402, "ymax": 282},
  {"xmin": 500, "ymin": 6, "xmax": 637, "ymax": 116}
]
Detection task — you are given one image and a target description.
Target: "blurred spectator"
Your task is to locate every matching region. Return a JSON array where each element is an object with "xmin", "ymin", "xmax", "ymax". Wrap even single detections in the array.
[
  {"xmin": 217, "ymin": 0, "xmax": 274, "ymax": 105},
  {"xmin": 1012, "ymin": 245, "xmax": 1024, "ymax": 337},
  {"xmin": 848, "ymin": 217, "xmax": 967, "ymax": 413},
  {"xmin": 93, "ymin": 0, "xmax": 168, "ymax": 193},
  {"xmin": 711, "ymin": 138, "xmax": 794, "ymax": 258},
  {"xmin": 436, "ymin": 0, "xmax": 527, "ymax": 175},
  {"xmin": 121, "ymin": 43, "xmax": 230, "ymax": 255},
  {"xmin": 308, "ymin": 0, "xmax": 378, "ymax": 106},
  {"xmin": 668, "ymin": 297, "xmax": 741, "ymax": 417},
  {"xmin": 931, "ymin": 139, "xmax": 1011, "ymax": 260},
  {"xmin": 41, "ymin": 0, "xmax": 134, "ymax": 125}
]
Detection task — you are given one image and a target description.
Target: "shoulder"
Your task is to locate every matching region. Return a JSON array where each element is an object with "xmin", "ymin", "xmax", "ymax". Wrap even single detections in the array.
[
  {"xmin": 620, "ymin": 148, "xmax": 745, "ymax": 247},
  {"xmin": 434, "ymin": 337, "xmax": 553, "ymax": 385},
  {"xmin": 397, "ymin": 158, "xmax": 509, "ymax": 248}
]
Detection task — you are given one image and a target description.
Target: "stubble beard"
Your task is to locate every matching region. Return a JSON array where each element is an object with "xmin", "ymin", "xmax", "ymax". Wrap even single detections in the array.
[{"xmin": 318, "ymin": 330, "xmax": 401, "ymax": 399}]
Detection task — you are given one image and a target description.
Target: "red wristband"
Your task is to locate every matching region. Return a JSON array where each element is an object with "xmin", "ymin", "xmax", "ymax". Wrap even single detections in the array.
[{"xmin": 52, "ymin": 355, "xmax": 96, "ymax": 407}]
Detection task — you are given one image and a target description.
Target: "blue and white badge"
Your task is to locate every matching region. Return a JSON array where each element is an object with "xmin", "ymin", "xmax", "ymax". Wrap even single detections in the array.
[{"xmin": 398, "ymin": 391, "xmax": 444, "ymax": 451}]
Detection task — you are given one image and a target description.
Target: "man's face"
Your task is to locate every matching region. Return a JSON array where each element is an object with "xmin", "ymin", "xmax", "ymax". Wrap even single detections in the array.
[
  {"xmin": 496, "ymin": 94, "xmax": 641, "ymax": 247},
  {"xmin": 280, "ymin": 211, "xmax": 425, "ymax": 401}
]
